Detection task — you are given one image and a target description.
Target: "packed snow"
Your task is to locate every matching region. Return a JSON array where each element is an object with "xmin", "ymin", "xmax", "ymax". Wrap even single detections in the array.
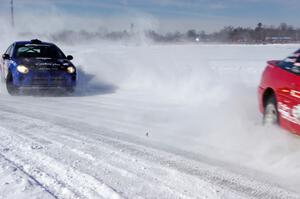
[{"xmin": 1, "ymin": 34, "xmax": 300, "ymax": 198}]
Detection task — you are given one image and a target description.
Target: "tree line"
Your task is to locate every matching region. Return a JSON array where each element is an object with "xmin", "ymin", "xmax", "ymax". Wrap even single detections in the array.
[
  {"xmin": 147, "ymin": 23, "xmax": 300, "ymax": 43},
  {"xmin": 20, "ymin": 23, "xmax": 300, "ymax": 44}
]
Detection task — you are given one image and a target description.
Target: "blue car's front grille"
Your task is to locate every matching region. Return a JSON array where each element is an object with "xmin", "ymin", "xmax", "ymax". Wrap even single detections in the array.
[
  {"xmin": 15, "ymin": 70, "xmax": 76, "ymax": 88},
  {"xmin": 31, "ymin": 77, "xmax": 67, "ymax": 86}
]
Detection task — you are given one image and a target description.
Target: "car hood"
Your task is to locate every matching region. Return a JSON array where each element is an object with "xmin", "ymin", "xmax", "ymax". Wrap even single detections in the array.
[{"xmin": 17, "ymin": 58, "xmax": 73, "ymax": 70}]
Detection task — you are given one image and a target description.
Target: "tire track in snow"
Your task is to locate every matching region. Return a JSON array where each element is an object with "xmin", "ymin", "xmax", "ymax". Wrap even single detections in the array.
[
  {"xmin": 0, "ymin": 107, "xmax": 299, "ymax": 198},
  {"xmin": 0, "ymin": 153, "xmax": 56, "ymax": 199},
  {"xmin": 0, "ymin": 111, "xmax": 220, "ymax": 198},
  {"xmin": 0, "ymin": 127, "xmax": 123, "ymax": 199},
  {"xmin": 0, "ymin": 112, "xmax": 123, "ymax": 198}
]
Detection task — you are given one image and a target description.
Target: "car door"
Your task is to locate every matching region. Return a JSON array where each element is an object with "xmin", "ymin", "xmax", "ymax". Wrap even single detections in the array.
[
  {"xmin": 275, "ymin": 62, "xmax": 300, "ymax": 133},
  {"xmin": 286, "ymin": 74, "xmax": 300, "ymax": 133}
]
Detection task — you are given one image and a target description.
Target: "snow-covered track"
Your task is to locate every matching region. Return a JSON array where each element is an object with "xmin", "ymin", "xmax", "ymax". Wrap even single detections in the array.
[
  {"xmin": 1, "ymin": 44, "xmax": 300, "ymax": 198},
  {"xmin": 0, "ymin": 105, "xmax": 298, "ymax": 199}
]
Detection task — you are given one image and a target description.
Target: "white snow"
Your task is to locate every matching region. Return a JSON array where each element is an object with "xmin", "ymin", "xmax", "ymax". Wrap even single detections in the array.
[{"xmin": 1, "ymin": 41, "xmax": 300, "ymax": 198}]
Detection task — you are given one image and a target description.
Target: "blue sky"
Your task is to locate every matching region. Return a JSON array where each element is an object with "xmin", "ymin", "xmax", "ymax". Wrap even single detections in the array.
[{"xmin": 0, "ymin": 0, "xmax": 299, "ymax": 32}]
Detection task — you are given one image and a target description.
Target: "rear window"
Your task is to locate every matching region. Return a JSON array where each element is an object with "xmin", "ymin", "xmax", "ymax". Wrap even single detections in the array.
[
  {"xmin": 278, "ymin": 58, "xmax": 300, "ymax": 74},
  {"xmin": 14, "ymin": 44, "xmax": 66, "ymax": 59}
]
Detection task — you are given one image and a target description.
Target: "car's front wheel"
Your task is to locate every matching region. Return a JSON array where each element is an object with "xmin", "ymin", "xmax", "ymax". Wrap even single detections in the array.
[
  {"xmin": 0, "ymin": 67, "xmax": 5, "ymax": 83},
  {"xmin": 263, "ymin": 95, "xmax": 279, "ymax": 126},
  {"xmin": 66, "ymin": 87, "xmax": 75, "ymax": 94},
  {"xmin": 6, "ymin": 72, "xmax": 19, "ymax": 96}
]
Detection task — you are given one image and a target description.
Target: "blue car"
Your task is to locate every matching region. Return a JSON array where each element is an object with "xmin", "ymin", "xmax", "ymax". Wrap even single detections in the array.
[{"xmin": 0, "ymin": 39, "xmax": 76, "ymax": 95}]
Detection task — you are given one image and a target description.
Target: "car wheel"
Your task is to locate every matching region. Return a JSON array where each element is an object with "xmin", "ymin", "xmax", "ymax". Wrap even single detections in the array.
[
  {"xmin": 263, "ymin": 95, "xmax": 279, "ymax": 126},
  {"xmin": 6, "ymin": 72, "xmax": 18, "ymax": 96},
  {"xmin": 0, "ymin": 70, "xmax": 4, "ymax": 83},
  {"xmin": 66, "ymin": 87, "xmax": 75, "ymax": 94}
]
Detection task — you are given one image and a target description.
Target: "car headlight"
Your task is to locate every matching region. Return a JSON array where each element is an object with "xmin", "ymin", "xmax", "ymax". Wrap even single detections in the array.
[
  {"xmin": 17, "ymin": 65, "xmax": 29, "ymax": 74},
  {"xmin": 67, "ymin": 66, "xmax": 75, "ymax": 74}
]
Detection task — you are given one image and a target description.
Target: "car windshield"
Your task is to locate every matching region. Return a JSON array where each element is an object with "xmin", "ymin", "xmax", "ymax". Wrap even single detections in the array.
[{"xmin": 15, "ymin": 44, "xmax": 66, "ymax": 59}]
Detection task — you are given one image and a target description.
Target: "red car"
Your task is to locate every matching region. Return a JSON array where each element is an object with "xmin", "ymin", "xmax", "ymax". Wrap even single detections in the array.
[{"xmin": 259, "ymin": 49, "xmax": 300, "ymax": 134}]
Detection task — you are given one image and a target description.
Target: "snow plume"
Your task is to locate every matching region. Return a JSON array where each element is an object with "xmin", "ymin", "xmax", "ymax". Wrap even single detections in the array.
[
  {"xmin": 0, "ymin": 5, "xmax": 159, "ymax": 46},
  {"xmin": 69, "ymin": 43, "xmax": 300, "ymax": 191}
]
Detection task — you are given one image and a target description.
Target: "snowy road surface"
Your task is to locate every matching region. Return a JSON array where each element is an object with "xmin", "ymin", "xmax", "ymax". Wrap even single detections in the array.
[{"xmin": 1, "ymin": 44, "xmax": 300, "ymax": 198}]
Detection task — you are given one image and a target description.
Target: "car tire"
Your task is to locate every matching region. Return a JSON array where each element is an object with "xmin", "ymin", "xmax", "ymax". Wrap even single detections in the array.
[
  {"xmin": 66, "ymin": 87, "xmax": 75, "ymax": 94},
  {"xmin": 6, "ymin": 72, "xmax": 19, "ymax": 96},
  {"xmin": 0, "ymin": 69, "xmax": 5, "ymax": 83},
  {"xmin": 263, "ymin": 95, "xmax": 279, "ymax": 126}
]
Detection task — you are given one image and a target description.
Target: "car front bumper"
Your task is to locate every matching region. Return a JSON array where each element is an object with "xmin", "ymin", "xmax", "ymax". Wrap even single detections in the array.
[{"xmin": 13, "ymin": 71, "xmax": 76, "ymax": 88}]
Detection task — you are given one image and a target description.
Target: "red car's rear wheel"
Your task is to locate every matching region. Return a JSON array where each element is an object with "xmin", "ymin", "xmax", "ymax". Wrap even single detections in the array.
[{"xmin": 263, "ymin": 95, "xmax": 279, "ymax": 126}]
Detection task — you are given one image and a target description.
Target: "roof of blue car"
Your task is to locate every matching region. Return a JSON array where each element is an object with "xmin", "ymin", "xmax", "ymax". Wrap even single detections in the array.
[
  {"xmin": 295, "ymin": 49, "xmax": 300, "ymax": 54},
  {"xmin": 14, "ymin": 40, "xmax": 54, "ymax": 45}
]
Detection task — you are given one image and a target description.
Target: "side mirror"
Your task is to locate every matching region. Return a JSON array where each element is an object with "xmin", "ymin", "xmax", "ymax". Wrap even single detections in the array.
[
  {"xmin": 2, "ymin": 54, "xmax": 10, "ymax": 60},
  {"xmin": 67, "ymin": 55, "xmax": 73, "ymax": 60}
]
